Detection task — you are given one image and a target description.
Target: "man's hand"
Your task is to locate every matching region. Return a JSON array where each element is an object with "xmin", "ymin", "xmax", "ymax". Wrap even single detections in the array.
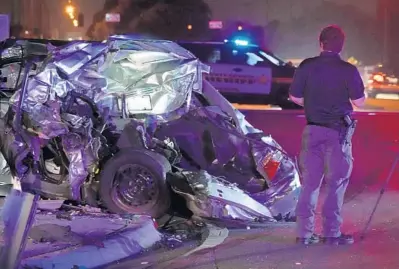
[
  {"xmin": 289, "ymin": 94, "xmax": 304, "ymax": 106},
  {"xmin": 351, "ymin": 96, "xmax": 365, "ymax": 108},
  {"xmin": 348, "ymin": 66, "xmax": 365, "ymax": 108}
]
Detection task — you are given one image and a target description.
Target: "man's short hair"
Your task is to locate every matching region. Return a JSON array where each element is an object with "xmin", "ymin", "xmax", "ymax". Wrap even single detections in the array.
[{"xmin": 319, "ymin": 25, "xmax": 345, "ymax": 53}]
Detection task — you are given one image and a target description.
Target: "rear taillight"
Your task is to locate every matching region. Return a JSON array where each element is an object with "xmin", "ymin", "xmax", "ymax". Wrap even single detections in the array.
[
  {"xmin": 262, "ymin": 151, "xmax": 283, "ymax": 181},
  {"xmin": 152, "ymin": 218, "xmax": 159, "ymax": 229}
]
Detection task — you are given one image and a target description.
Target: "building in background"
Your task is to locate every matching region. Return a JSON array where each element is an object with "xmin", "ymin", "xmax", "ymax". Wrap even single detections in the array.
[
  {"xmin": 0, "ymin": 14, "xmax": 10, "ymax": 40},
  {"xmin": 0, "ymin": 0, "xmax": 102, "ymax": 40},
  {"xmin": 19, "ymin": 0, "xmax": 51, "ymax": 38},
  {"xmin": 0, "ymin": 0, "xmax": 20, "ymax": 36},
  {"xmin": 0, "ymin": 0, "xmax": 51, "ymax": 38}
]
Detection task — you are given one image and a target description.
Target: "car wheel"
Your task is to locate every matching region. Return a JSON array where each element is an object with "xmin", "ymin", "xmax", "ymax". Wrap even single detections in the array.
[{"xmin": 98, "ymin": 149, "xmax": 171, "ymax": 218}]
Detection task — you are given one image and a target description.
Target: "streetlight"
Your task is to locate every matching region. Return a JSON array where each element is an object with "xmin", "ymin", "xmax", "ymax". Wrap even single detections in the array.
[
  {"xmin": 65, "ymin": 5, "xmax": 75, "ymax": 15},
  {"xmin": 187, "ymin": 24, "xmax": 192, "ymax": 30},
  {"xmin": 65, "ymin": 0, "xmax": 76, "ymax": 23},
  {"xmin": 64, "ymin": 0, "xmax": 81, "ymax": 28}
]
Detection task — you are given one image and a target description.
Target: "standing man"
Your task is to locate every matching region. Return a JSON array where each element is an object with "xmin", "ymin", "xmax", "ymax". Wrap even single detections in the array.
[{"xmin": 289, "ymin": 25, "xmax": 365, "ymax": 245}]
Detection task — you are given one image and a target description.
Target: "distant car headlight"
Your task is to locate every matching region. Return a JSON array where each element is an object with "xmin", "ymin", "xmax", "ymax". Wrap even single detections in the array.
[
  {"xmin": 373, "ymin": 74, "xmax": 384, "ymax": 83},
  {"xmin": 386, "ymin": 77, "xmax": 398, "ymax": 84}
]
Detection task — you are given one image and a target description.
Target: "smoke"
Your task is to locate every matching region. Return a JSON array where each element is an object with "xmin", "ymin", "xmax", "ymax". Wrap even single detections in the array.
[{"xmin": 86, "ymin": 0, "xmax": 212, "ymax": 41}]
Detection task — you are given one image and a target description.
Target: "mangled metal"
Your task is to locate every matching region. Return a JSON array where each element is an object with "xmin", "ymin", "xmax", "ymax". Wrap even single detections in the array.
[
  {"xmin": 175, "ymin": 170, "xmax": 275, "ymax": 222},
  {"xmin": 0, "ymin": 36, "xmax": 301, "ymax": 224}
]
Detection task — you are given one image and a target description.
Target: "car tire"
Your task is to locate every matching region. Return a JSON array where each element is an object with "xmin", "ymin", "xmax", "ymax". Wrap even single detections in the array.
[{"xmin": 98, "ymin": 148, "xmax": 171, "ymax": 218}]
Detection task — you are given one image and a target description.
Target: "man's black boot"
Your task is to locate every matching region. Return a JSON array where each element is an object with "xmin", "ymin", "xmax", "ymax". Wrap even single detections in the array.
[
  {"xmin": 296, "ymin": 233, "xmax": 320, "ymax": 245},
  {"xmin": 322, "ymin": 234, "xmax": 354, "ymax": 245}
]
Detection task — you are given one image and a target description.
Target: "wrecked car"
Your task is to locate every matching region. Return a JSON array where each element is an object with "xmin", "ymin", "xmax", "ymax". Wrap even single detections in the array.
[{"xmin": 0, "ymin": 36, "xmax": 301, "ymax": 224}]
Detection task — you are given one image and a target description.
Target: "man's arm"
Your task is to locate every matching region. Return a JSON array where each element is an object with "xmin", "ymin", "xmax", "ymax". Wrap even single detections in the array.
[
  {"xmin": 351, "ymin": 96, "xmax": 365, "ymax": 108},
  {"xmin": 289, "ymin": 95, "xmax": 304, "ymax": 106},
  {"xmin": 347, "ymin": 66, "xmax": 366, "ymax": 108},
  {"xmin": 289, "ymin": 63, "xmax": 308, "ymax": 106}
]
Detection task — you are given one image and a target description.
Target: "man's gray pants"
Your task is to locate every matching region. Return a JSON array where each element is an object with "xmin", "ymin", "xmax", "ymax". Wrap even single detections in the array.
[{"xmin": 296, "ymin": 125, "xmax": 353, "ymax": 238}]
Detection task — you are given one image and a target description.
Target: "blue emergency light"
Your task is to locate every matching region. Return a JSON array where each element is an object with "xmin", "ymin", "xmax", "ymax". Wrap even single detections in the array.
[
  {"xmin": 224, "ymin": 38, "xmax": 257, "ymax": 47},
  {"xmin": 233, "ymin": 39, "xmax": 249, "ymax": 46}
]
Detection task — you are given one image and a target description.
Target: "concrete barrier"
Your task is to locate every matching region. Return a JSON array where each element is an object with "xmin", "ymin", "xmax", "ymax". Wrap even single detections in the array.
[{"xmin": 242, "ymin": 110, "xmax": 399, "ymax": 194}]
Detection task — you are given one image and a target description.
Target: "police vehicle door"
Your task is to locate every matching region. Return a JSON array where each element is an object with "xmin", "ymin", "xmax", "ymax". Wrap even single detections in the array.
[{"xmin": 206, "ymin": 46, "xmax": 272, "ymax": 94}]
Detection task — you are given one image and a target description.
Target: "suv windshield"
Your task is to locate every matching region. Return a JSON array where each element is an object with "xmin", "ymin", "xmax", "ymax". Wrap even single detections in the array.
[
  {"xmin": 224, "ymin": 47, "xmax": 287, "ymax": 67},
  {"xmin": 258, "ymin": 50, "xmax": 287, "ymax": 66}
]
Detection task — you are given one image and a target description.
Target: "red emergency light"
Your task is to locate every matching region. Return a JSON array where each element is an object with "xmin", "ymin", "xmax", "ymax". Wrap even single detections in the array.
[{"xmin": 209, "ymin": 20, "xmax": 223, "ymax": 29}]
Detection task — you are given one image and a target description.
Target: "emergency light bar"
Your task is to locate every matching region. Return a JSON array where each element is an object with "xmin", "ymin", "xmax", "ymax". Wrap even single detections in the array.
[
  {"xmin": 224, "ymin": 38, "xmax": 258, "ymax": 47},
  {"xmin": 234, "ymin": 39, "xmax": 249, "ymax": 46}
]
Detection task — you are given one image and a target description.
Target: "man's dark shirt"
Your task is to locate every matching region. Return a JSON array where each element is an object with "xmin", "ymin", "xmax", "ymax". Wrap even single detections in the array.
[{"xmin": 289, "ymin": 51, "xmax": 365, "ymax": 126}]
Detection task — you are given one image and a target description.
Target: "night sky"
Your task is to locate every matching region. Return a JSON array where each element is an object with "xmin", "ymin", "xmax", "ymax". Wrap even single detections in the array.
[
  {"xmin": 61, "ymin": 0, "xmax": 377, "ymax": 41},
  {"xmin": 206, "ymin": 0, "xmax": 377, "ymax": 24},
  {"xmin": 0, "ymin": 0, "xmax": 380, "ymax": 61}
]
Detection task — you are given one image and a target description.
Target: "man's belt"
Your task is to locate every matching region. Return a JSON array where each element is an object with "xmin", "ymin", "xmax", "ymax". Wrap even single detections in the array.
[
  {"xmin": 307, "ymin": 121, "xmax": 334, "ymax": 128},
  {"xmin": 307, "ymin": 121, "xmax": 343, "ymax": 131},
  {"xmin": 307, "ymin": 116, "xmax": 357, "ymax": 143}
]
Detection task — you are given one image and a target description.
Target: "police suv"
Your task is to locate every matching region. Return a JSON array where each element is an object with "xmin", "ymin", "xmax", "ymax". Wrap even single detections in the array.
[{"xmin": 179, "ymin": 39, "xmax": 300, "ymax": 109}]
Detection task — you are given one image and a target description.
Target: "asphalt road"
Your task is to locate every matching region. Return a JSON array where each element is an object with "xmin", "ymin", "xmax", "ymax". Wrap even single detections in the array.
[{"xmin": 109, "ymin": 174, "xmax": 399, "ymax": 269}]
